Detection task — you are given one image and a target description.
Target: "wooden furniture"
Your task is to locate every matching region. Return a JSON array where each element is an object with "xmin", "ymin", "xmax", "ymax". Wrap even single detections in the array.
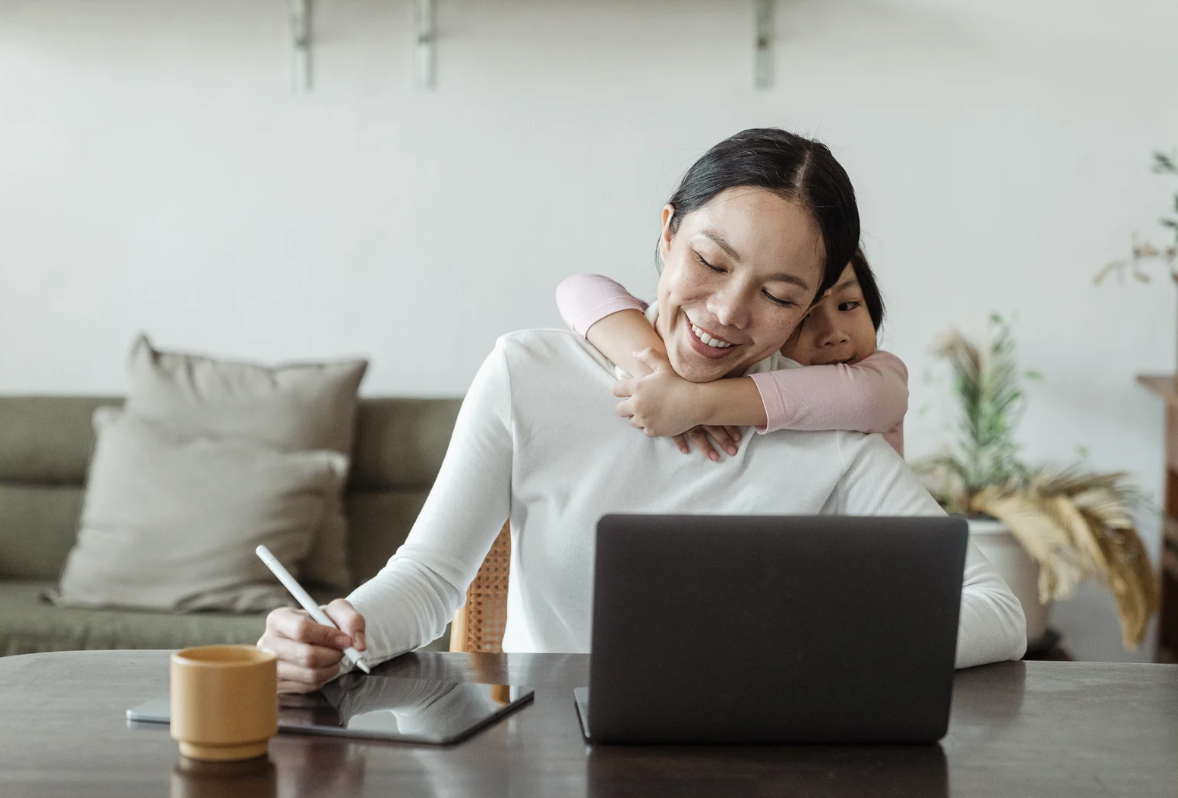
[
  {"xmin": 449, "ymin": 521, "xmax": 512, "ymax": 653},
  {"xmin": 1, "ymin": 650, "xmax": 1175, "ymax": 797},
  {"xmin": 1138, "ymin": 375, "xmax": 1178, "ymax": 663}
]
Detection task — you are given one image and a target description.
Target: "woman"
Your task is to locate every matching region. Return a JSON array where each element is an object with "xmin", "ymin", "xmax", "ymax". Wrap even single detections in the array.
[{"xmin": 261, "ymin": 129, "xmax": 1026, "ymax": 693}]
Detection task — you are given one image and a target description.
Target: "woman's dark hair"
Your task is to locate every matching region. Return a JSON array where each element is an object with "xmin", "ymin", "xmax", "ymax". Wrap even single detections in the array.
[
  {"xmin": 849, "ymin": 246, "xmax": 886, "ymax": 332},
  {"xmin": 660, "ymin": 128, "xmax": 860, "ymax": 301}
]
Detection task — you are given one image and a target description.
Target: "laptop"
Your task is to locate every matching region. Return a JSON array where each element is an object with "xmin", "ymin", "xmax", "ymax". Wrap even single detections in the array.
[{"xmin": 574, "ymin": 514, "xmax": 967, "ymax": 744}]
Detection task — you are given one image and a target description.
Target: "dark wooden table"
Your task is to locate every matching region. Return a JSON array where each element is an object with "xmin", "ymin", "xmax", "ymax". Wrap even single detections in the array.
[{"xmin": 1, "ymin": 651, "xmax": 1176, "ymax": 797}]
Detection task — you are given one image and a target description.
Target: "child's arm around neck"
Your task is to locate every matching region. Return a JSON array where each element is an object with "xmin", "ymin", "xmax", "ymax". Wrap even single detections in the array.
[
  {"xmin": 554, "ymin": 273, "xmax": 907, "ymax": 451},
  {"xmin": 556, "ymin": 274, "xmax": 657, "ymax": 377},
  {"xmin": 750, "ymin": 352, "xmax": 908, "ymax": 435}
]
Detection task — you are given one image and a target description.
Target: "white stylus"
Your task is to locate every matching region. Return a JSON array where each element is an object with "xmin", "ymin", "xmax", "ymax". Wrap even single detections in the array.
[{"xmin": 255, "ymin": 545, "xmax": 371, "ymax": 674}]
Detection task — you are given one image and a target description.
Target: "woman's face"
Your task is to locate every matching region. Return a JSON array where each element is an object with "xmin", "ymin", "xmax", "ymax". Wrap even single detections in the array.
[
  {"xmin": 655, "ymin": 187, "xmax": 826, "ymax": 383},
  {"xmin": 784, "ymin": 264, "xmax": 877, "ymax": 366}
]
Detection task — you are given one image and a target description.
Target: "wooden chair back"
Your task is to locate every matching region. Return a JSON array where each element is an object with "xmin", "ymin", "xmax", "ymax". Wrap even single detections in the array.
[{"xmin": 450, "ymin": 521, "xmax": 511, "ymax": 653}]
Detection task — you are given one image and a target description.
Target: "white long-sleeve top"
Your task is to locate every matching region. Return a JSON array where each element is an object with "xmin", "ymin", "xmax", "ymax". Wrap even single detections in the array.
[{"xmin": 347, "ymin": 328, "xmax": 1026, "ymax": 671}]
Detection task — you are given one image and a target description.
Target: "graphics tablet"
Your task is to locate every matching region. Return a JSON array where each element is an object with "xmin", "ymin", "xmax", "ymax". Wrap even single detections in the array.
[{"xmin": 127, "ymin": 672, "xmax": 534, "ymax": 745}]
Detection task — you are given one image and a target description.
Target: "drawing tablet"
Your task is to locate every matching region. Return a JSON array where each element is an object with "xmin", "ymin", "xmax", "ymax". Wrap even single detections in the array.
[{"xmin": 127, "ymin": 673, "xmax": 534, "ymax": 745}]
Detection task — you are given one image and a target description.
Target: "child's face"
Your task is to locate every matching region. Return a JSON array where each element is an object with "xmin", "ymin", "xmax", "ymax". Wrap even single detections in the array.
[{"xmin": 782, "ymin": 264, "xmax": 877, "ymax": 366}]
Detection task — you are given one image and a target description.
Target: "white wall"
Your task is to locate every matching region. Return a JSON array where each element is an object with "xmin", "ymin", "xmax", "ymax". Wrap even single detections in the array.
[{"xmin": 2, "ymin": 0, "xmax": 1175, "ymax": 661}]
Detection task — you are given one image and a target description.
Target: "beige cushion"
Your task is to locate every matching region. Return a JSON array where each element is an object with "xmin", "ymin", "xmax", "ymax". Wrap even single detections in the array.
[
  {"xmin": 124, "ymin": 335, "xmax": 367, "ymax": 591},
  {"xmin": 53, "ymin": 410, "xmax": 347, "ymax": 613}
]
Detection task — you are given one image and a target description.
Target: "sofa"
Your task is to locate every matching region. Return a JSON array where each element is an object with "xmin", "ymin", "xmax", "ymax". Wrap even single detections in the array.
[{"xmin": 0, "ymin": 395, "xmax": 462, "ymax": 656}]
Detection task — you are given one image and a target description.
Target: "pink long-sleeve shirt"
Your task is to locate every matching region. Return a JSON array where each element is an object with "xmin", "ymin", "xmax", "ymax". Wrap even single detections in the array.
[{"xmin": 555, "ymin": 274, "xmax": 908, "ymax": 456}]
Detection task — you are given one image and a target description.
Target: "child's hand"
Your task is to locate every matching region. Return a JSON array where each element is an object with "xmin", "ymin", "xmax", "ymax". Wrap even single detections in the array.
[
  {"xmin": 612, "ymin": 348, "xmax": 706, "ymax": 438},
  {"xmin": 612, "ymin": 348, "xmax": 744, "ymax": 462}
]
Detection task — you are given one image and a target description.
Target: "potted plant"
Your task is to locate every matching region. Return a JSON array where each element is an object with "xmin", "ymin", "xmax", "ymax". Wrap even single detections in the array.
[{"xmin": 917, "ymin": 314, "xmax": 1158, "ymax": 651}]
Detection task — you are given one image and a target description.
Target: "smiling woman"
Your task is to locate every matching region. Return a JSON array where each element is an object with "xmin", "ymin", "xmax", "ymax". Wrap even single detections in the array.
[
  {"xmin": 259, "ymin": 128, "xmax": 1027, "ymax": 694},
  {"xmin": 652, "ymin": 129, "xmax": 859, "ymax": 383}
]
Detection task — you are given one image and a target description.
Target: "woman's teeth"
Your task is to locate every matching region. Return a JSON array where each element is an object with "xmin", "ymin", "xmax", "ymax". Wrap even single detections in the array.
[{"xmin": 691, "ymin": 324, "xmax": 732, "ymax": 349}]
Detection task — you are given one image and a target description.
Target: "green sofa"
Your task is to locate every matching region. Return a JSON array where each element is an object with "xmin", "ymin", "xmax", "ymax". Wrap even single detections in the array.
[{"xmin": 0, "ymin": 396, "xmax": 462, "ymax": 656}]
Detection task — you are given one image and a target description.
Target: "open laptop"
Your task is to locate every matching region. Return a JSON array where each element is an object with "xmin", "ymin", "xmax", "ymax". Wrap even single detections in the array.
[{"xmin": 574, "ymin": 514, "xmax": 967, "ymax": 744}]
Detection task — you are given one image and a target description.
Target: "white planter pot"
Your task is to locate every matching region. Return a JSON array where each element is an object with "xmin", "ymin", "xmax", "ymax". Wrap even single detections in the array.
[{"xmin": 967, "ymin": 518, "xmax": 1052, "ymax": 645}]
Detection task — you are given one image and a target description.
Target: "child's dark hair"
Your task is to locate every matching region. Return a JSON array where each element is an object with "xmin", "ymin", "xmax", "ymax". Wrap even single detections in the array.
[{"xmin": 849, "ymin": 246, "xmax": 886, "ymax": 332}]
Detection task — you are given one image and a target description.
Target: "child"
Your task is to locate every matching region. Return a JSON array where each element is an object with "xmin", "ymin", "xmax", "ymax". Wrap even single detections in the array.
[{"xmin": 554, "ymin": 247, "xmax": 907, "ymax": 460}]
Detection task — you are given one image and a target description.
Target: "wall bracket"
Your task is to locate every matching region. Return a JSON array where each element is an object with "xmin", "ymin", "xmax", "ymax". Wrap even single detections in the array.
[
  {"xmin": 414, "ymin": 0, "xmax": 436, "ymax": 90},
  {"xmin": 754, "ymin": 0, "xmax": 775, "ymax": 90},
  {"xmin": 289, "ymin": 0, "xmax": 311, "ymax": 93}
]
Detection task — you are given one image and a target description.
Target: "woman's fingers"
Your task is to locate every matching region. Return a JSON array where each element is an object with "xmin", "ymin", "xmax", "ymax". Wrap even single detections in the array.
[
  {"xmin": 726, "ymin": 426, "xmax": 743, "ymax": 443},
  {"xmin": 261, "ymin": 630, "xmax": 345, "ymax": 670},
  {"xmin": 615, "ymin": 398, "xmax": 635, "ymax": 419},
  {"xmin": 324, "ymin": 599, "xmax": 366, "ymax": 652},
  {"xmin": 672, "ymin": 433, "xmax": 690, "ymax": 454},
  {"xmin": 260, "ymin": 606, "xmax": 353, "ymax": 694},
  {"xmin": 611, "ymin": 379, "xmax": 636, "ymax": 398},
  {"xmin": 266, "ymin": 607, "xmax": 352, "ymax": 649},
  {"xmin": 686, "ymin": 427, "xmax": 720, "ymax": 462},
  {"xmin": 705, "ymin": 425, "xmax": 738, "ymax": 457}
]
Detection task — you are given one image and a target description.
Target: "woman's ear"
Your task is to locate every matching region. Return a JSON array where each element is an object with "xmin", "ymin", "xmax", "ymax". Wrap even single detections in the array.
[{"xmin": 659, "ymin": 204, "xmax": 676, "ymax": 260}]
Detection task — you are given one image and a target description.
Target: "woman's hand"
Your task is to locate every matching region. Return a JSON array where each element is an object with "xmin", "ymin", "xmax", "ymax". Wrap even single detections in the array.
[
  {"xmin": 612, "ymin": 349, "xmax": 742, "ymax": 461},
  {"xmin": 673, "ymin": 425, "xmax": 743, "ymax": 462},
  {"xmin": 258, "ymin": 599, "xmax": 367, "ymax": 694}
]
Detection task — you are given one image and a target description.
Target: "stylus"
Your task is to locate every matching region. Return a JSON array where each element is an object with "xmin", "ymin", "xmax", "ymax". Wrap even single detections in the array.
[{"xmin": 255, "ymin": 545, "xmax": 371, "ymax": 674}]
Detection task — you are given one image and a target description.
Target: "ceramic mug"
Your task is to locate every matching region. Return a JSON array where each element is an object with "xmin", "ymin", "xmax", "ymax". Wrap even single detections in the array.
[{"xmin": 170, "ymin": 644, "xmax": 278, "ymax": 761}]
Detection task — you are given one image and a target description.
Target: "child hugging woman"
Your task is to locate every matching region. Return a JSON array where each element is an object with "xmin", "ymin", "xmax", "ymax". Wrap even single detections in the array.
[{"xmin": 555, "ymin": 247, "xmax": 907, "ymax": 460}]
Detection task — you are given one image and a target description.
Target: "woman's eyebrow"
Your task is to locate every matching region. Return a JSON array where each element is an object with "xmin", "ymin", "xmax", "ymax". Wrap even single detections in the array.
[
  {"xmin": 768, "ymin": 272, "xmax": 811, "ymax": 291},
  {"xmin": 699, "ymin": 231, "xmax": 741, "ymax": 261},
  {"xmin": 699, "ymin": 230, "xmax": 811, "ymax": 291}
]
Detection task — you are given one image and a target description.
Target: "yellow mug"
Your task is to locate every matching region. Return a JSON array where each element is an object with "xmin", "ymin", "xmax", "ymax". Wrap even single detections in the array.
[{"xmin": 170, "ymin": 645, "xmax": 278, "ymax": 761}]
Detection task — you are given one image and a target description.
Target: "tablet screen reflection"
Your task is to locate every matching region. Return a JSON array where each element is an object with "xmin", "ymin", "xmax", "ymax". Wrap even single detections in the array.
[{"xmin": 281, "ymin": 674, "xmax": 531, "ymax": 744}]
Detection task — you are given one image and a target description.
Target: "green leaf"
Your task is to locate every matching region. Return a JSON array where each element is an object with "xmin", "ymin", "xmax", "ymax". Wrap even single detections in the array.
[
  {"xmin": 927, "ymin": 315, "xmax": 1032, "ymax": 501},
  {"xmin": 1025, "ymin": 370, "xmax": 1043, "ymax": 380}
]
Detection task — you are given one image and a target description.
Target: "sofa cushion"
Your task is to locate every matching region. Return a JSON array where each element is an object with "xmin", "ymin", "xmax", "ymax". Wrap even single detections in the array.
[
  {"xmin": 126, "ymin": 336, "xmax": 367, "ymax": 454},
  {"xmin": 54, "ymin": 410, "xmax": 346, "ymax": 612},
  {"xmin": 125, "ymin": 335, "xmax": 367, "ymax": 593}
]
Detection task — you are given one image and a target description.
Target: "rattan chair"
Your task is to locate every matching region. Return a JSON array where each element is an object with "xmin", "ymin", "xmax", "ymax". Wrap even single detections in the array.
[{"xmin": 450, "ymin": 521, "xmax": 511, "ymax": 653}]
